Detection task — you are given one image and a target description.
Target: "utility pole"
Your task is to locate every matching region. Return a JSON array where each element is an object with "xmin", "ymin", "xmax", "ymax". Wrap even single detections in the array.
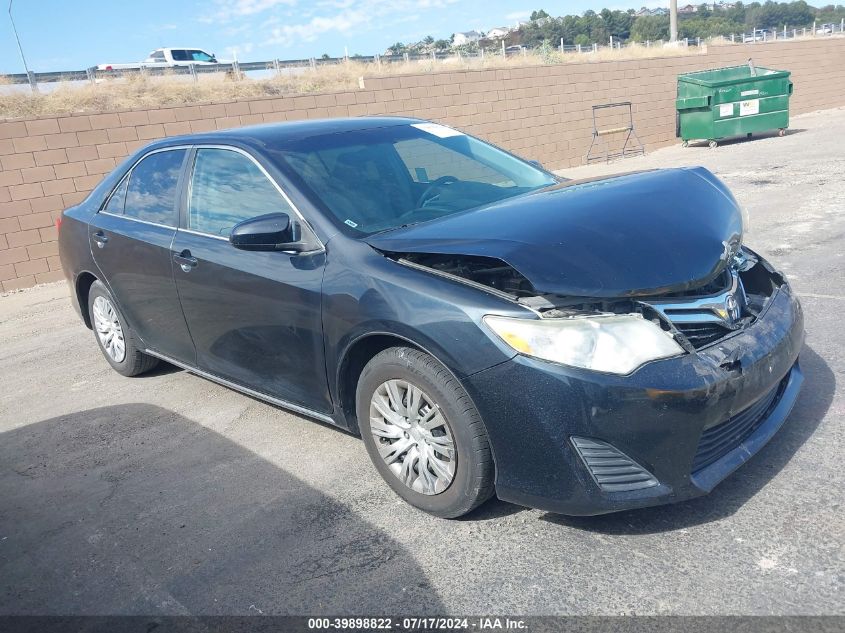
[
  {"xmin": 8, "ymin": 0, "xmax": 36, "ymax": 92},
  {"xmin": 670, "ymin": 0, "xmax": 678, "ymax": 42}
]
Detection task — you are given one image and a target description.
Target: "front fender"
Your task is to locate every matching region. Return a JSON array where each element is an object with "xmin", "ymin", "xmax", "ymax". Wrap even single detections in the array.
[{"xmin": 321, "ymin": 240, "xmax": 521, "ymax": 414}]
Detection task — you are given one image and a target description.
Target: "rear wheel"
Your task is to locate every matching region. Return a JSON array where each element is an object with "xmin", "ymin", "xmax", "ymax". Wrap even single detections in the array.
[
  {"xmin": 87, "ymin": 281, "xmax": 159, "ymax": 377},
  {"xmin": 356, "ymin": 347, "xmax": 494, "ymax": 518}
]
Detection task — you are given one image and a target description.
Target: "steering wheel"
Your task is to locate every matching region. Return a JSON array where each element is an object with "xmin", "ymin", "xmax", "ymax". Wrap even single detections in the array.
[{"xmin": 416, "ymin": 175, "xmax": 459, "ymax": 208}]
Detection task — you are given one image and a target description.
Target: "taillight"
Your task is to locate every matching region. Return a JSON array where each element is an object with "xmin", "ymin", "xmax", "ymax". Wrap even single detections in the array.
[{"xmin": 56, "ymin": 216, "xmax": 63, "ymax": 233}]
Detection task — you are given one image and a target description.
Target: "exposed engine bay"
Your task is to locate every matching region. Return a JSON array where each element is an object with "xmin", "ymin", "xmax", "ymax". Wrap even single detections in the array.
[{"xmin": 391, "ymin": 247, "xmax": 784, "ymax": 353}]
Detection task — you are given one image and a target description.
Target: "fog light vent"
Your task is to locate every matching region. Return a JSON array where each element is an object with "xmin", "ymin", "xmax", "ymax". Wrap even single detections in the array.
[{"xmin": 571, "ymin": 437, "xmax": 659, "ymax": 493}]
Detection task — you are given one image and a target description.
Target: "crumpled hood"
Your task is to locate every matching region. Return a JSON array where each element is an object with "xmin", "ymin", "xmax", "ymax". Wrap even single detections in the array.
[{"xmin": 366, "ymin": 167, "xmax": 743, "ymax": 298}]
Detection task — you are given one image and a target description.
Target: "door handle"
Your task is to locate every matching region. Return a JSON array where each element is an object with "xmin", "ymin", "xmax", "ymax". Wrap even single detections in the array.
[
  {"xmin": 173, "ymin": 250, "xmax": 198, "ymax": 273},
  {"xmin": 92, "ymin": 231, "xmax": 109, "ymax": 248}
]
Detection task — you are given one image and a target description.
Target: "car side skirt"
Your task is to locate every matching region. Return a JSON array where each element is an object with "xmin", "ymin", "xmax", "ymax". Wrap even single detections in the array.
[{"xmin": 144, "ymin": 349, "xmax": 340, "ymax": 428}]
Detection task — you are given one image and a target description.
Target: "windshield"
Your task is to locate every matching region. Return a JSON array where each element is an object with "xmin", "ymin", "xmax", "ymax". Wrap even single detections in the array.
[{"xmin": 273, "ymin": 123, "xmax": 557, "ymax": 235}]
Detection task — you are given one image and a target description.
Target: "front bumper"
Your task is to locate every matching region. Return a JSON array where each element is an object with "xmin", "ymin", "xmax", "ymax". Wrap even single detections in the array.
[{"xmin": 463, "ymin": 283, "xmax": 805, "ymax": 516}]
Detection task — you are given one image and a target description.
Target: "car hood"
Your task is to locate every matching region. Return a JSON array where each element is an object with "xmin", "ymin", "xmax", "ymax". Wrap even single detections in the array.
[{"xmin": 365, "ymin": 167, "xmax": 744, "ymax": 298}]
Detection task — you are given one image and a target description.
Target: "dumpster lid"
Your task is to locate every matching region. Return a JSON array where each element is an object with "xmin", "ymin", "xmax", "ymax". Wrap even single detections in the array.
[{"xmin": 679, "ymin": 65, "xmax": 790, "ymax": 87}]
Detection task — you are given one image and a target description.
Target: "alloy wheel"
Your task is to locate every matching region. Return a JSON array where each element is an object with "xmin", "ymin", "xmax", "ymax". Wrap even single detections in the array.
[
  {"xmin": 369, "ymin": 379, "xmax": 456, "ymax": 495},
  {"xmin": 92, "ymin": 295, "xmax": 126, "ymax": 363}
]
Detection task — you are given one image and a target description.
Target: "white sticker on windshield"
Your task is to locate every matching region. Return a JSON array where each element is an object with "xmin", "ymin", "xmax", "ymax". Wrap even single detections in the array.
[
  {"xmin": 411, "ymin": 123, "xmax": 465, "ymax": 138},
  {"xmin": 344, "ymin": 219, "xmax": 358, "ymax": 228}
]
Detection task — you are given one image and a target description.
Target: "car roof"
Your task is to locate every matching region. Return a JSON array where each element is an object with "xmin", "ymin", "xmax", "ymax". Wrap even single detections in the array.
[{"xmin": 149, "ymin": 116, "xmax": 425, "ymax": 152}]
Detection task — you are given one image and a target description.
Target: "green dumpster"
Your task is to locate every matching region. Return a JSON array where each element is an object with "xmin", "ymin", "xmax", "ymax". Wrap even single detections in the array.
[{"xmin": 676, "ymin": 65, "xmax": 793, "ymax": 148}]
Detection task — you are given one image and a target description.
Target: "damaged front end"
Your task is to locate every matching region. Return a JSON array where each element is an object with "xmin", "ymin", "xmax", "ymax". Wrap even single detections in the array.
[
  {"xmin": 384, "ymin": 246, "xmax": 785, "ymax": 374},
  {"xmin": 367, "ymin": 167, "xmax": 785, "ymax": 373}
]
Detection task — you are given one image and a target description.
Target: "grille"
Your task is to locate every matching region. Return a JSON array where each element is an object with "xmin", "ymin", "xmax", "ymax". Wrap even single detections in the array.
[
  {"xmin": 647, "ymin": 269, "xmax": 746, "ymax": 350},
  {"xmin": 692, "ymin": 379, "xmax": 785, "ymax": 472},
  {"xmin": 571, "ymin": 437, "xmax": 659, "ymax": 492},
  {"xmin": 673, "ymin": 321, "xmax": 734, "ymax": 349}
]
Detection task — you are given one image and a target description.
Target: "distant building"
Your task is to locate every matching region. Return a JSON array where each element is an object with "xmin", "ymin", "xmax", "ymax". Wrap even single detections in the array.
[
  {"xmin": 486, "ymin": 27, "xmax": 510, "ymax": 39},
  {"xmin": 635, "ymin": 7, "xmax": 654, "ymax": 16},
  {"xmin": 453, "ymin": 30, "xmax": 483, "ymax": 46},
  {"xmin": 678, "ymin": 4, "xmax": 698, "ymax": 14},
  {"xmin": 652, "ymin": 7, "xmax": 669, "ymax": 14}
]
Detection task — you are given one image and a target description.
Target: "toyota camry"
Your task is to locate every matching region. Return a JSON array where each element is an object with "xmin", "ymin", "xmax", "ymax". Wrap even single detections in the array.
[{"xmin": 58, "ymin": 117, "xmax": 804, "ymax": 518}]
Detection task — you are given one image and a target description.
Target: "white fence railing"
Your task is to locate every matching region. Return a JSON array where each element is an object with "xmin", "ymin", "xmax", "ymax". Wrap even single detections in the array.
[{"xmin": 2, "ymin": 22, "xmax": 843, "ymax": 92}]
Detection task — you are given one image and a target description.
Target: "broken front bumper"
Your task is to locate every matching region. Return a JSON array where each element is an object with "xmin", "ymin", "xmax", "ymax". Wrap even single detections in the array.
[{"xmin": 462, "ymin": 283, "xmax": 804, "ymax": 516}]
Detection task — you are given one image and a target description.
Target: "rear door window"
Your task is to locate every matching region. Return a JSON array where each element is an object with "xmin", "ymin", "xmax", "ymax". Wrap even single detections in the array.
[
  {"xmin": 170, "ymin": 50, "xmax": 190, "ymax": 61},
  {"xmin": 123, "ymin": 149, "xmax": 186, "ymax": 226},
  {"xmin": 187, "ymin": 148, "xmax": 294, "ymax": 236}
]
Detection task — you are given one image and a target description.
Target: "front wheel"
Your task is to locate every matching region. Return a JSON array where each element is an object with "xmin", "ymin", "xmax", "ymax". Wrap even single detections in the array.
[
  {"xmin": 356, "ymin": 347, "xmax": 494, "ymax": 518},
  {"xmin": 87, "ymin": 281, "xmax": 159, "ymax": 377}
]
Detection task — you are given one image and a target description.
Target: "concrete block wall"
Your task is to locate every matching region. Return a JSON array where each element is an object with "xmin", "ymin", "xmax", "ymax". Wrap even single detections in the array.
[{"xmin": 1, "ymin": 38, "xmax": 843, "ymax": 291}]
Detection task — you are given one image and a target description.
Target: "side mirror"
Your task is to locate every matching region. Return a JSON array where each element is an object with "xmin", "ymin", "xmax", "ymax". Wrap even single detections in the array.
[{"xmin": 230, "ymin": 213, "xmax": 303, "ymax": 252}]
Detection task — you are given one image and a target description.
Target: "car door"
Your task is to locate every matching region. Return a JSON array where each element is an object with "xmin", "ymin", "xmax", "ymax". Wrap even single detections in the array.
[
  {"xmin": 171, "ymin": 146, "xmax": 331, "ymax": 413},
  {"xmin": 90, "ymin": 147, "xmax": 196, "ymax": 364}
]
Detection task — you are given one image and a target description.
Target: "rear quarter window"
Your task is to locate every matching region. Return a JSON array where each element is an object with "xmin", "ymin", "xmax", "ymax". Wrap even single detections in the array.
[{"xmin": 103, "ymin": 175, "xmax": 129, "ymax": 214}]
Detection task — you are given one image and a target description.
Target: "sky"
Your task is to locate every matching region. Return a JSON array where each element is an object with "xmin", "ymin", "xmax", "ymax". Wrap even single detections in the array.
[{"xmin": 0, "ymin": 0, "xmax": 664, "ymax": 74}]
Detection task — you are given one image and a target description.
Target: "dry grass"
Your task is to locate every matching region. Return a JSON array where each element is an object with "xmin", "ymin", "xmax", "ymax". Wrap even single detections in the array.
[{"xmin": 0, "ymin": 44, "xmax": 706, "ymax": 120}]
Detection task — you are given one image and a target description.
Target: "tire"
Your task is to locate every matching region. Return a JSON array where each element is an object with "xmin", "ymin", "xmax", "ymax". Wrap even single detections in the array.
[
  {"xmin": 356, "ymin": 346, "xmax": 494, "ymax": 518},
  {"xmin": 87, "ymin": 280, "xmax": 159, "ymax": 377}
]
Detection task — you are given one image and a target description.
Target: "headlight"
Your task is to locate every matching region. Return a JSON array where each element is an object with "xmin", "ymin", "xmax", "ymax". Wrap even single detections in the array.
[{"xmin": 483, "ymin": 313, "xmax": 684, "ymax": 375}]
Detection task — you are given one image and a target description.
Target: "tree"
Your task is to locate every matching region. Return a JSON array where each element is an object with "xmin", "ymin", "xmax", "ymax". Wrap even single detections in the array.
[
  {"xmin": 725, "ymin": 1, "xmax": 747, "ymax": 23},
  {"xmin": 631, "ymin": 15, "xmax": 671, "ymax": 40},
  {"xmin": 500, "ymin": 1, "xmax": 823, "ymax": 50},
  {"xmin": 679, "ymin": 16, "xmax": 744, "ymax": 37},
  {"xmin": 816, "ymin": 3, "xmax": 845, "ymax": 23}
]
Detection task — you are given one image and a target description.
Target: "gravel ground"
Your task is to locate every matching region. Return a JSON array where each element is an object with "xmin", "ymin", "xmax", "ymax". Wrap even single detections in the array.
[{"xmin": 1, "ymin": 108, "xmax": 843, "ymax": 616}]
